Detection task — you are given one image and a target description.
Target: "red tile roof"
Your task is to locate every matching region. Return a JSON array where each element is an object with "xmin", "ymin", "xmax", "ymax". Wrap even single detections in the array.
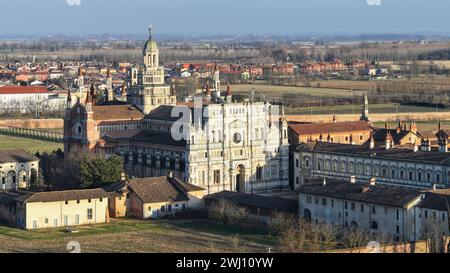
[
  {"xmin": 92, "ymin": 105, "xmax": 144, "ymax": 121},
  {"xmin": 0, "ymin": 86, "xmax": 49, "ymax": 95}
]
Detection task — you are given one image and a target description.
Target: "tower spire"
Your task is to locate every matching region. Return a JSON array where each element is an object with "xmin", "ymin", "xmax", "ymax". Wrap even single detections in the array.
[
  {"xmin": 66, "ymin": 89, "xmax": 72, "ymax": 109},
  {"xmin": 148, "ymin": 25, "xmax": 153, "ymax": 39},
  {"xmin": 360, "ymin": 94, "xmax": 370, "ymax": 122},
  {"xmin": 225, "ymin": 82, "xmax": 232, "ymax": 103}
]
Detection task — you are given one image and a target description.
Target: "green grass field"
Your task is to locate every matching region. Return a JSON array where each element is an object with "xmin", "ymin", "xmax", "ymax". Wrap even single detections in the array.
[
  {"xmin": 0, "ymin": 219, "xmax": 279, "ymax": 253},
  {"xmin": 0, "ymin": 134, "xmax": 63, "ymax": 154}
]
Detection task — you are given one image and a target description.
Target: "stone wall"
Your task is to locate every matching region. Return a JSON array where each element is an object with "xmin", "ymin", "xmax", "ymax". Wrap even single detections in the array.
[
  {"xmin": 287, "ymin": 112, "xmax": 450, "ymax": 123},
  {"xmin": 0, "ymin": 119, "xmax": 63, "ymax": 129}
]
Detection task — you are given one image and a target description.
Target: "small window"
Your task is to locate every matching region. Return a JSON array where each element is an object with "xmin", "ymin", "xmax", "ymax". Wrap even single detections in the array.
[
  {"xmin": 321, "ymin": 198, "xmax": 327, "ymax": 206},
  {"xmin": 372, "ymin": 206, "xmax": 376, "ymax": 214},
  {"xmin": 396, "ymin": 225, "xmax": 400, "ymax": 234},
  {"xmin": 360, "ymin": 204, "xmax": 364, "ymax": 212},
  {"xmin": 87, "ymin": 208, "xmax": 93, "ymax": 220},
  {"xmin": 351, "ymin": 203, "xmax": 355, "ymax": 210},
  {"xmin": 45, "ymin": 218, "xmax": 48, "ymax": 224},
  {"xmin": 77, "ymin": 200, "xmax": 80, "ymax": 204},
  {"xmin": 148, "ymin": 206, "xmax": 152, "ymax": 212},
  {"xmin": 99, "ymin": 198, "xmax": 103, "ymax": 202},
  {"xmin": 161, "ymin": 206, "xmax": 165, "ymax": 212},
  {"xmin": 65, "ymin": 201, "xmax": 68, "ymax": 205},
  {"xmin": 168, "ymin": 205, "xmax": 172, "ymax": 212},
  {"xmin": 88, "ymin": 199, "xmax": 91, "ymax": 203}
]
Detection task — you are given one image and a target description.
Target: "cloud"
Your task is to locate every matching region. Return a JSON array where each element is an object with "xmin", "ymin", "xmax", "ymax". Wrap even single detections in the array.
[{"xmin": 66, "ymin": 0, "xmax": 81, "ymax": 6}]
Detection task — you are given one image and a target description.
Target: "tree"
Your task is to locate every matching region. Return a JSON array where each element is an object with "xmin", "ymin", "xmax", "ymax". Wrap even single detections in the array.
[
  {"xmin": 79, "ymin": 154, "xmax": 124, "ymax": 187},
  {"xmin": 208, "ymin": 199, "xmax": 248, "ymax": 228},
  {"xmin": 268, "ymin": 211, "xmax": 296, "ymax": 235},
  {"xmin": 341, "ymin": 226, "xmax": 371, "ymax": 251},
  {"xmin": 36, "ymin": 150, "xmax": 81, "ymax": 188}
]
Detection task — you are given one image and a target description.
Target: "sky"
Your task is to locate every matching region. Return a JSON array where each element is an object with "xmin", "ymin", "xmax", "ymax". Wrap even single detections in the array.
[{"xmin": 2, "ymin": 0, "xmax": 450, "ymax": 36}]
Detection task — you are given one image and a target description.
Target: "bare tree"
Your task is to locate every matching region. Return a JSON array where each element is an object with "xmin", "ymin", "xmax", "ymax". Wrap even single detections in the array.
[
  {"xmin": 208, "ymin": 199, "xmax": 249, "ymax": 228},
  {"xmin": 341, "ymin": 226, "xmax": 371, "ymax": 252}
]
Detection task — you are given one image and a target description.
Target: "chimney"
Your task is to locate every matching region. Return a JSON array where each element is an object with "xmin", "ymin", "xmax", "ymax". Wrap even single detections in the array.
[
  {"xmin": 369, "ymin": 177, "xmax": 376, "ymax": 186},
  {"xmin": 349, "ymin": 176, "xmax": 356, "ymax": 184},
  {"xmin": 385, "ymin": 132, "xmax": 393, "ymax": 150},
  {"xmin": 167, "ymin": 171, "xmax": 173, "ymax": 178},
  {"xmin": 410, "ymin": 121, "xmax": 417, "ymax": 134},
  {"xmin": 369, "ymin": 132, "xmax": 375, "ymax": 149}
]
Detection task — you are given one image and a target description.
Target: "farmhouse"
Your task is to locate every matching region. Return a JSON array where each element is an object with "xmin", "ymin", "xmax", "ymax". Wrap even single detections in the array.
[
  {"xmin": 104, "ymin": 173, "xmax": 207, "ymax": 219},
  {"xmin": 0, "ymin": 188, "xmax": 108, "ymax": 230}
]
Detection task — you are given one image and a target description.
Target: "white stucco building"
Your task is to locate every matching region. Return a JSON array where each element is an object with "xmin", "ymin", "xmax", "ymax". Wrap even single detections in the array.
[{"xmin": 297, "ymin": 178, "xmax": 450, "ymax": 242}]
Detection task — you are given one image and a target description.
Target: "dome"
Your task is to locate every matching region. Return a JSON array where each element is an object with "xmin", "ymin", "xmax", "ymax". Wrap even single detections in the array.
[
  {"xmin": 144, "ymin": 38, "xmax": 158, "ymax": 53},
  {"xmin": 143, "ymin": 26, "xmax": 158, "ymax": 54}
]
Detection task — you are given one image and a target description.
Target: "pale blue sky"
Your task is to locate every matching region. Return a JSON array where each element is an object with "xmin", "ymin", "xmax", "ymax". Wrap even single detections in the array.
[{"xmin": 2, "ymin": 0, "xmax": 449, "ymax": 35}]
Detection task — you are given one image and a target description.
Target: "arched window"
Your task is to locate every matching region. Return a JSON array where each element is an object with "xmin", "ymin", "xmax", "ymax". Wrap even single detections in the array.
[
  {"xmin": 324, "ymin": 160, "xmax": 331, "ymax": 171},
  {"xmin": 18, "ymin": 169, "xmax": 27, "ymax": 183},
  {"xmin": 373, "ymin": 164, "xmax": 380, "ymax": 176},
  {"xmin": 357, "ymin": 163, "xmax": 363, "ymax": 175},
  {"xmin": 382, "ymin": 166, "xmax": 389, "ymax": 178},
  {"xmin": 365, "ymin": 163, "xmax": 372, "ymax": 176},
  {"xmin": 340, "ymin": 161, "xmax": 347, "ymax": 173},
  {"xmin": 348, "ymin": 162, "xmax": 355, "ymax": 174},
  {"xmin": 317, "ymin": 159, "xmax": 323, "ymax": 171},
  {"xmin": 7, "ymin": 170, "xmax": 16, "ymax": 185},
  {"xmin": 333, "ymin": 160, "xmax": 339, "ymax": 172}
]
